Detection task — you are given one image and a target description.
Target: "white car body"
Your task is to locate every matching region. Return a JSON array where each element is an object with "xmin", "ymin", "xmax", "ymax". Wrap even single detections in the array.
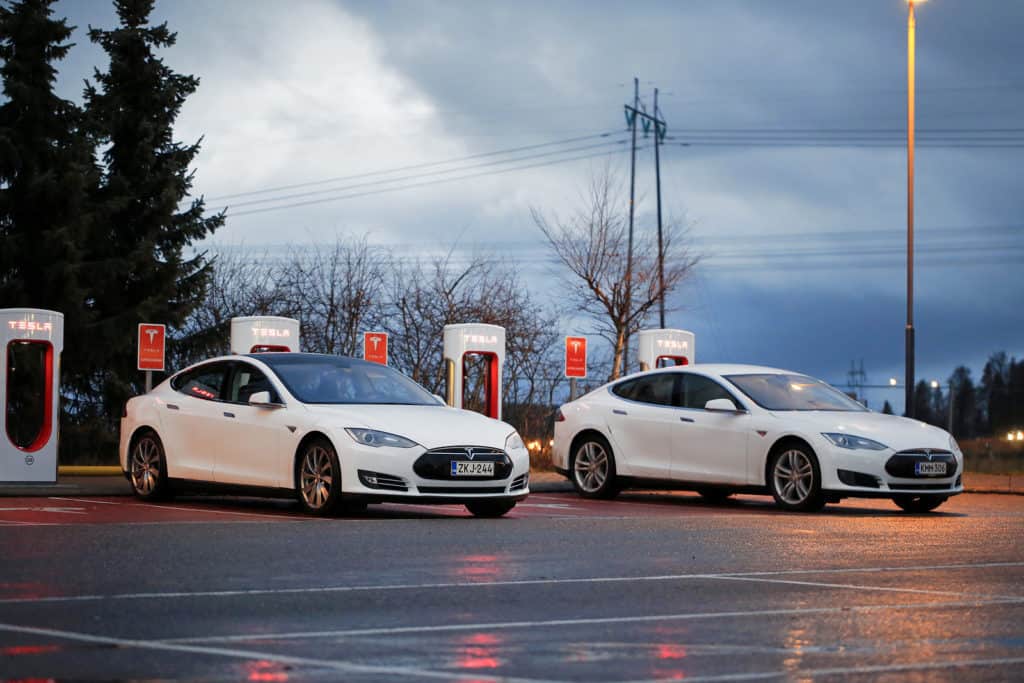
[
  {"xmin": 119, "ymin": 354, "xmax": 530, "ymax": 513},
  {"xmin": 552, "ymin": 364, "xmax": 963, "ymax": 510}
]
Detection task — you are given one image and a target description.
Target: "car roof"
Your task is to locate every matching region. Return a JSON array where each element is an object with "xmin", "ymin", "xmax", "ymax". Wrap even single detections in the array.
[{"xmin": 620, "ymin": 363, "xmax": 799, "ymax": 380}]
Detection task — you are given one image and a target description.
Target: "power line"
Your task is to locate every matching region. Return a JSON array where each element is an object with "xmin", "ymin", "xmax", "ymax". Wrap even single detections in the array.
[
  {"xmin": 225, "ymin": 144, "xmax": 637, "ymax": 218},
  {"xmin": 209, "ymin": 139, "xmax": 627, "ymax": 212},
  {"xmin": 206, "ymin": 131, "xmax": 617, "ymax": 202}
]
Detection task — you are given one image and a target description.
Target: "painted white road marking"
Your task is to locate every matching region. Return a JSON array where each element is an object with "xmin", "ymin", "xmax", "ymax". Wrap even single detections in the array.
[
  {"xmin": 0, "ymin": 506, "xmax": 86, "ymax": 515},
  {"xmin": 0, "ymin": 560, "xmax": 1020, "ymax": 606},
  {"xmin": 0, "ymin": 621, "xmax": 559, "ymax": 683},
  {"xmin": 162, "ymin": 596, "xmax": 1024, "ymax": 644}
]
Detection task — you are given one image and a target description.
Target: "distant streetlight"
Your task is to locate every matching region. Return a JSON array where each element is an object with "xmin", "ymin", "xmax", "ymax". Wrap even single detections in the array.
[
  {"xmin": 889, "ymin": 377, "xmax": 899, "ymax": 386},
  {"xmin": 905, "ymin": 0, "xmax": 926, "ymax": 418},
  {"xmin": 930, "ymin": 380, "xmax": 940, "ymax": 389}
]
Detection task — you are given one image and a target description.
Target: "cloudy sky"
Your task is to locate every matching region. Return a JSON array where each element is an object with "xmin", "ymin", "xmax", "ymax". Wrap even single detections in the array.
[{"xmin": 53, "ymin": 0, "xmax": 1023, "ymax": 410}]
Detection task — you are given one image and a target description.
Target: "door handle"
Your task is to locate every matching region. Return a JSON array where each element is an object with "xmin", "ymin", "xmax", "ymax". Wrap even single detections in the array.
[
  {"xmin": 166, "ymin": 404, "xmax": 179, "ymax": 411},
  {"xmin": 613, "ymin": 409, "xmax": 628, "ymax": 416},
  {"xmin": 223, "ymin": 411, "xmax": 235, "ymax": 418},
  {"xmin": 679, "ymin": 416, "xmax": 694, "ymax": 423}
]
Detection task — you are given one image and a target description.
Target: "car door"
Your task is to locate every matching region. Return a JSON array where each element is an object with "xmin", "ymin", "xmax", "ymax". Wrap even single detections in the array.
[
  {"xmin": 213, "ymin": 362, "xmax": 290, "ymax": 488},
  {"xmin": 164, "ymin": 362, "xmax": 232, "ymax": 481},
  {"xmin": 604, "ymin": 373, "xmax": 681, "ymax": 478},
  {"xmin": 671, "ymin": 373, "xmax": 751, "ymax": 484}
]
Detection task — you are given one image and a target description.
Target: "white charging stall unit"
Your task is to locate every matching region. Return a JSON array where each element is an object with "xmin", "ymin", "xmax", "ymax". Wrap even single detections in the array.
[
  {"xmin": 443, "ymin": 323, "xmax": 505, "ymax": 420},
  {"xmin": 230, "ymin": 316, "xmax": 300, "ymax": 354},
  {"xmin": 637, "ymin": 328, "xmax": 696, "ymax": 371},
  {"xmin": 1, "ymin": 308, "xmax": 64, "ymax": 483}
]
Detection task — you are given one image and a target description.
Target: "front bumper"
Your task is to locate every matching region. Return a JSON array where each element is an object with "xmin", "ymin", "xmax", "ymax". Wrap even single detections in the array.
[
  {"xmin": 337, "ymin": 441, "xmax": 531, "ymax": 501},
  {"xmin": 821, "ymin": 446, "xmax": 963, "ymax": 498}
]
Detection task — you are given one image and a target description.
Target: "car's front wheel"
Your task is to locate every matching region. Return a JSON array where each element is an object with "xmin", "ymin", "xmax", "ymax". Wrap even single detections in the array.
[
  {"xmin": 129, "ymin": 431, "xmax": 171, "ymax": 501},
  {"xmin": 296, "ymin": 437, "xmax": 343, "ymax": 516},
  {"xmin": 893, "ymin": 494, "xmax": 947, "ymax": 513},
  {"xmin": 465, "ymin": 500, "xmax": 517, "ymax": 518},
  {"xmin": 571, "ymin": 434, "xmax": 620, "ymax": 499},
  {"xmin": 768, "ymin": 444, "xmax": 825, "ymax": 512}
]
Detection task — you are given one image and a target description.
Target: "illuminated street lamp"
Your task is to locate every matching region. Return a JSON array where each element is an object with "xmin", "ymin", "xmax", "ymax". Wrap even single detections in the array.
[
  {"xmin": 904, "ymin": 0, "xmax": 926, "ymax": 418},
  {"xmin": 889, "ymin": 377, "xmax": 899, "ymax": 386}
]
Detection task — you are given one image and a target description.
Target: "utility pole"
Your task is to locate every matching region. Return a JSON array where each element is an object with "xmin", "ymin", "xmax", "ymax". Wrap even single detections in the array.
[
  {"xmin": 622, "ymin": 81, "xmax": 670, "ymax": 366},
  {"xmin": 653, "ymin": 87, "xmax": 666, "ymax": 328},
  {"xmin": 905, "ymin": 0, "xmax": 919, "ymax": 418},
  {"xmin": 623, "ymin": 77, "xmax": 639, "ymax": 377}
]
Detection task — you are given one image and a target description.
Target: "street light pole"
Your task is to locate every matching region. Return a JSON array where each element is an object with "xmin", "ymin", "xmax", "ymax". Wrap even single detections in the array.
[{"xmin": 905, "ymin": 0, "xmax": 920, "ymax": 418}]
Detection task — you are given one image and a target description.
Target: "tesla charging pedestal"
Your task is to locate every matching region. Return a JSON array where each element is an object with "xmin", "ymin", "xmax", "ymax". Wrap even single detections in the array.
[
  {"xmin": 443, "ymin": 323, "xmax": 505, "ymax": 420},
  {"xmin": 637, "ymin": 328, "xmax": 696, "ymax": 371},
  {"xmin": 1, "ymin": 309, "xmax": 64, "ymax": 483},
  {"xmin": 230, "ymin": 316, "xmax": 300, "ymax": 354}
]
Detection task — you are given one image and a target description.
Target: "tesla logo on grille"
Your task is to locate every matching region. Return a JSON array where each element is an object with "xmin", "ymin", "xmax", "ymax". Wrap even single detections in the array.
[{"xmin": 466, "ymin": 449, "xmax": 476, "ymax": 460}]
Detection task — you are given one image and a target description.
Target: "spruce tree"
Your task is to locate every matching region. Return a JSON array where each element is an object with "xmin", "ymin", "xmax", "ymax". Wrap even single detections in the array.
[
  {"xmin": 0, "ymin": 0, "xmax": 94, "ymax": 343},
  {"xmin": 82, "ymin": 0, "xmax": 222, "ymax": 425}
]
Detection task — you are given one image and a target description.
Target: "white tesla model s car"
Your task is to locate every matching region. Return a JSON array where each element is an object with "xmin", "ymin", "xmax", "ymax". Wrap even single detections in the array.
[
  {"xmin": 120, "ymin": 353, "xmax": 530, "ymax": 517},
  {"xmin": 552, "ymin": 364, "xmax": 963, "ymax": 512}
]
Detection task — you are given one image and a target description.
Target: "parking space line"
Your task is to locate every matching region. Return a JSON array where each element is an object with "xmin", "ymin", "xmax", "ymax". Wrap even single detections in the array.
[
  {"xmin": 1, "ymin": 560, "xmax": 1020, "ymax": 606},
  {"xmin": 0, "ymin": 621, "xmax": 559, "ymax": 683},
  {"xmin": 706, "ymin": 574, "xmax": 1021, "ymax": 600},
  {"xmin": 162, "ymin": 596, "xmax": 1024, "ymax": 644},
  {"xmin": 48, "ymin": 497, "xmax": 124, "ymax": 505},
  {"xmin": 627, "ymin": 656, "xmax": 1024, "ymax": 682}
]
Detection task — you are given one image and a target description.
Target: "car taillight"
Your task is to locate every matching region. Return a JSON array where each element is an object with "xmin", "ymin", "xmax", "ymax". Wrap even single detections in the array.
[{"xmin": 554, "ymin": 408, "xmax": 566, "ymax": 422}]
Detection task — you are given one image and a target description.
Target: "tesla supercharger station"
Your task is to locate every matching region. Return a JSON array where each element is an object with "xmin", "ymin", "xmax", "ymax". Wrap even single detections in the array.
[
  {"xmin": 443, "ymin": 323, "xmax": 505, "ymax": 420},
  {"xmin": 1, "ymin": 308, "xmax": 64, "ymax": 483},
  {"xmin": 637, "ymin": 328, "xmax": 696, "ymax": 371},
  {"xmin": 230, "ymin": 316, "xmax": 300, "ymax": 354}
]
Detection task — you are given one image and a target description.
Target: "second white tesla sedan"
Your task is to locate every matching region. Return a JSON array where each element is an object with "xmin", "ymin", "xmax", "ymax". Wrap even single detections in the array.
[
  {"xmin": 552, "ymin": 364, "xmax": 963, "ymax": 512},
  {"xmin": 120, "ymin": 353, "xmax": 530, "ymax": 517}
]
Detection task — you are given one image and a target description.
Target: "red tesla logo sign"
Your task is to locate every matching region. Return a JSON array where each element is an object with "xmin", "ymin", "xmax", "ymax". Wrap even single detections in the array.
[
  {"xmin": 137, "ymin": 324, "xmax": 166, "ymax": 371},
  {"xmin": 565, "ymin": 336, "xmax": 587, "ymax": 378},
  {"xmin": 364, "ymin": 332, "xmax": 388, "ymax": 365}
]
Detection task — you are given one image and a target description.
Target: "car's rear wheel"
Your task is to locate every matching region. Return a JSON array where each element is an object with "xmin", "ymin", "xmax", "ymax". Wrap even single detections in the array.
[
  {"xmin": 296, "ymin": 438, "xmax": 342, "ymax": 516},
  {"xmin": 892, "ymin": 494, "xmax": 947, "ymax": 513},
  {"xmin": 571, "ymin": 434, "xmax": 620, "ymax": 499},
  {"xmin": 769, "ymin": 445, "xmax": 826, "ymax": 512},
  {"xmin": 129, "ymin": 431, "xmax": 171, "ymax": 501},
  {"xmin": 465, "ymin": 500, "xmax": 517, "ymax": 518}
]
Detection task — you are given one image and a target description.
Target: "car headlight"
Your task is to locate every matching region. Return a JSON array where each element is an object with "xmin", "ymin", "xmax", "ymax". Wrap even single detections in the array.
[
  {"xmin": 822, "ymin": 432, "xmax": 888, "ymax": 451},
  {"xmin": 345, "ymin": 428, "xmax": 419, "ymax": 448},
  {"xmin": 505, "ymin": 432, "xmax": 527, "ymax": 452}
]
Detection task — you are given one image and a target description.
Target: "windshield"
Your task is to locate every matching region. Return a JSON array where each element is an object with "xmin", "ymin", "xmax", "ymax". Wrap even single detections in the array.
[
  {"xmin": 256, "ymin": 354, "xmax": 438, "ymax": 405},
  {"xmin": 724, "ymin": 373, "xmax": 868, "ymax": 412}
]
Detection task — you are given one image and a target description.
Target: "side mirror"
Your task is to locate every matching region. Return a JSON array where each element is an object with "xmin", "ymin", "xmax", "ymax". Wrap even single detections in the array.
[
  {"xmin": 705, "ymin": 398, "xmax": 742, "ymax": 413},
  {"xmin": 433, "ymin": 394, "xmax": 448, "ymax": 406},
  {"xmin": 249, "ymin": 391, "xmax": 283, "ymax": 408}
]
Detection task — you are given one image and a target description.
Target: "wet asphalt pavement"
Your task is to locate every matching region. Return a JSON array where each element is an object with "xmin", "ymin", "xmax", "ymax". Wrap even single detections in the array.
[{"xmin": 1, "ymin": 489, "xmax": 1022, "ymax": 681}]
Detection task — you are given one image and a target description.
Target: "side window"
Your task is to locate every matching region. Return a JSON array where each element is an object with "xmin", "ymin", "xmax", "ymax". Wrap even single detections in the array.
[
  {"xmin": 681, "ymin": 374, "xmax": 735, "ymax": 410},
  {"xmin": 227, "ymin": 364, "xmax": 279, "ymax": 404},
  {"xmin": 611, "ymin": 374, "xmax": 677, "ymax": 407},
  {"xmin": 171, "ymin": 363, "xmax": 229, "ymax": 402}
]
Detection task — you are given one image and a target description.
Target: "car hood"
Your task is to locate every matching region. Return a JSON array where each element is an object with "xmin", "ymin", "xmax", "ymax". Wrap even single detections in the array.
[
  {"xmin": 305, "ymin": 404, "xmax": 514, "ymax": 450},
  {"xmin": 768, "ymin": 410, "xmax": 953, "ymax": 451}
]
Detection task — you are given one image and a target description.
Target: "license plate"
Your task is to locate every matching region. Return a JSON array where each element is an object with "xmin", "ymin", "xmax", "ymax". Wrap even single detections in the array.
[
  {"xmin": 915, "ymin": 461, "xmax": 947, "ymax": 476},
  {"xmin": 451, "ymin": 460, "xmax": 494, "ymax": 477}
]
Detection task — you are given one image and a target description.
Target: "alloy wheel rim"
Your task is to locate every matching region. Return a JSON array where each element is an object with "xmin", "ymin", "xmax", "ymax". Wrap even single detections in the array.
[
  {"xmin": 130, "ymin": 438, "xmax": 160, "ymax": 495},
  {"xmin": 300, "ymin": 446, "xmax": 333, "ymax": 509},
  {"xmin": 574, "ymin": 441, "xmax": 608, "ymax": 493},
  {"xmin": 773, "ymin": 449, "xmax": 814, "ymax": 504}
]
